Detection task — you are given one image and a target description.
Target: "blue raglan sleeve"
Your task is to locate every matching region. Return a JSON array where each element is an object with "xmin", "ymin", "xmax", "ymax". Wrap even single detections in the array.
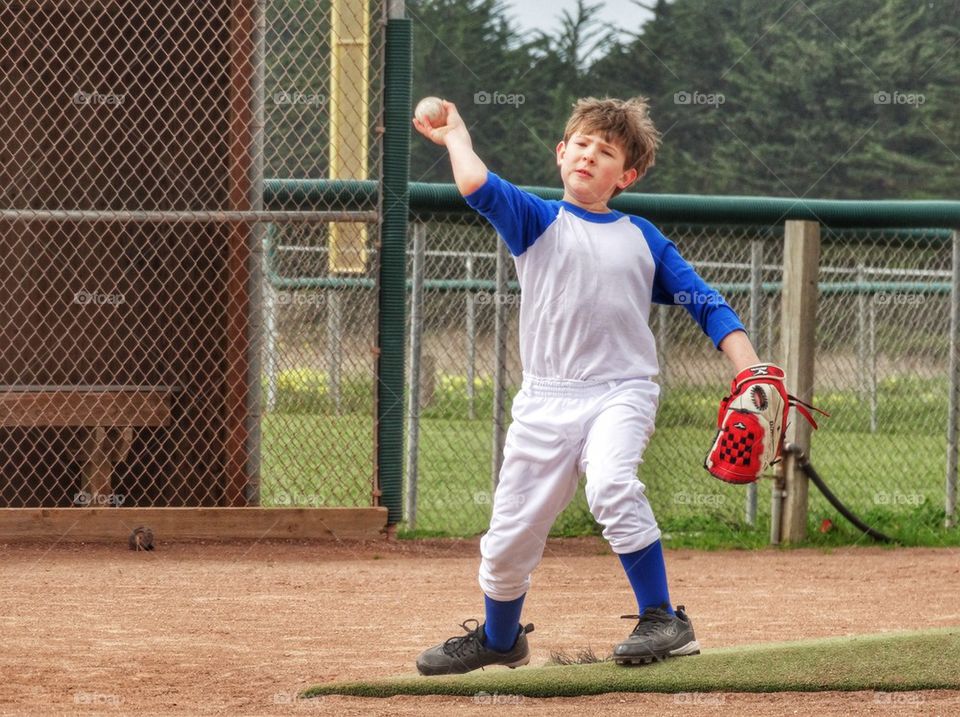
[
  {"xmin": 463, "ymin": 172, "xmax": 558, "ymax": 256},
  {"xmin": 633, "ymin": 217, "xmax": 746, "ymax": 349}
]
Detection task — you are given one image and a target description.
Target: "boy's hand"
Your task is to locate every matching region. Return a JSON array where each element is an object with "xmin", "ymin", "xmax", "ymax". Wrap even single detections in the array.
[
  {"xmin": 412, "ymin": 100, "xmax": 468, "ymax": 147},
  {"xmin": 412, "ymin": 100, "xmax": 487, "ymax": 196},
  {"xmin": 704, "ymin": 364, "xmax": 827, "ymax": 484}
]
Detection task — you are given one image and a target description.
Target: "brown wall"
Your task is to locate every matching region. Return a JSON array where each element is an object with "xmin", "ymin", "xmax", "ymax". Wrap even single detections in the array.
[{"xmin": 0, "ymin": 1, "xmax": 251, "ymax": 506}]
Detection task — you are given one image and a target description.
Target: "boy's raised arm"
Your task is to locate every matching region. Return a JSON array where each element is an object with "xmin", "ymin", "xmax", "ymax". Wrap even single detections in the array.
[{"xmin": 413, "ymin": 100, "xmax": 488, "ymax": 197}]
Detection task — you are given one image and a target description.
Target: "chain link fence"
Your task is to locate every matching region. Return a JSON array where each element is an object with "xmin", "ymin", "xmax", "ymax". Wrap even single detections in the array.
[
  {"xmin": 401, "ymin": 209, "xmax": 955, "ymax": 541},
  {"xmin": 1, "ymin": 0, "xmax": 954, "ymax": 542},
  {"xmin": 0, "ymin": 0, "xmax": 385, "ymax": 509}
]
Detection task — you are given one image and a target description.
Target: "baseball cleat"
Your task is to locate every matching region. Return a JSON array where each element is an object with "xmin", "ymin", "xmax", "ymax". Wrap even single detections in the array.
[
  {"xmin": 613, "ymin": 605, "xmax": 700, "ymax": 666},
  {"xmin": 416, "ymin": 619, "xmax": 534, "ymax": 676}
]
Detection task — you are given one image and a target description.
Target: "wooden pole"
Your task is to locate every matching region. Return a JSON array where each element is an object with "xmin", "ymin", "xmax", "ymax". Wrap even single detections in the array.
[
  {"xmin": 329, "ymin": 0, "xmax": 370, "ymax": 273},
  {"xmin": 780, "ymin": 220, "xmax": 820, "ymax": 542},
  {"xmin": 224, "ymin": 0, "xmax": 258, "ymax": 506}
]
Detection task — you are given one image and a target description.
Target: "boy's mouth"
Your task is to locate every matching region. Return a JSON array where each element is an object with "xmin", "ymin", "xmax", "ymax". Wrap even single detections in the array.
[{"xmin": 575, "ymin": 168, "xmax": 592, "ymax": 178}]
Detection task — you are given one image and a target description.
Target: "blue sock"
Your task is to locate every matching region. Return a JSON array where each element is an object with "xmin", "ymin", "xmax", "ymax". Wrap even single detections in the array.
[
  {"xmin": 483, "ymin": 593, "xmax": 525, "ymax": 652},
  {"xmin": 618, "ymin": 540, "xmax": 674, "ymax": 616}
]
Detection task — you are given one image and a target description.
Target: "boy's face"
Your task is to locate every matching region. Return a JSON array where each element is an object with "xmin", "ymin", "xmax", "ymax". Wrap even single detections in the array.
[{"xmin": 556, "ymin": 130, "xmax": 638, "ymax": 209}]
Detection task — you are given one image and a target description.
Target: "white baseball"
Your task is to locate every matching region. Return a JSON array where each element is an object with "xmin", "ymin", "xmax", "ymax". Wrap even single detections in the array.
[{"xmin": 415, "ymin": 96, "xmax": 447, "ymax": 128}]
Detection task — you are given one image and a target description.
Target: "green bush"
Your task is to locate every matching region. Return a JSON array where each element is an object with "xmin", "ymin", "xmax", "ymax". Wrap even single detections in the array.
[
  {"xmin": 420, "ymin": 374, "xmax": 513, "ymax": 420},
  {"xmin": 262, "ymin": 368, "xmax": 373, "ymax": 414}
]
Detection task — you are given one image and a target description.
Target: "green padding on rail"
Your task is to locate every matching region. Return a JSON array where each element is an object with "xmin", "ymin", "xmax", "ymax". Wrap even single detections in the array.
[{"xmin": 263, "ymin": 178, "xmax": 960, "ymax": 231}]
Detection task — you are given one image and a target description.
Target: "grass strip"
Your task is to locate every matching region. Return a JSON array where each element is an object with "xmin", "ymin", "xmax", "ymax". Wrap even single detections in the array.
[{"xmin": 302, "ymin": 628, "xmax": 960, "ymax": 699}]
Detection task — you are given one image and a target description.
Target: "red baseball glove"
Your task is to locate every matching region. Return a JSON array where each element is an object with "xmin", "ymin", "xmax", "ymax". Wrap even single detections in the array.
[{"xmin": 704, "ymin": 363, "xmax": 826, "ymax": 484}]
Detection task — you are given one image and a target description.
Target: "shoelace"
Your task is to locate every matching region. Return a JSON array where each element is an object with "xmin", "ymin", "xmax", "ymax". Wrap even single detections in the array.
[
  {"xmin": 441, "ymin": 619, "xmax": 484, "ymax": 657},
  {"xmin": 620, "ymin": 607, "xmax": 673, "ymax": 638}
]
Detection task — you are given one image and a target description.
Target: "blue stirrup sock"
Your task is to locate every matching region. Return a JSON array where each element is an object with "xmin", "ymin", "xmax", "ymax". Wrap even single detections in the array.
[
  {"xmin": 618, "ymin": 540, "xmax": 675, "ymax": 616},
  {"xmin": 483, "ymin": 593, "xmax": 525, "ymax": 652}
]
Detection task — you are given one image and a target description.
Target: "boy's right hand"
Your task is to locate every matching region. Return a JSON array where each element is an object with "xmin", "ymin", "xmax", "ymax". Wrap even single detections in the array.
[{"xmin": 412, "ymin": 100, "xmax": 468, "ymax": 147}]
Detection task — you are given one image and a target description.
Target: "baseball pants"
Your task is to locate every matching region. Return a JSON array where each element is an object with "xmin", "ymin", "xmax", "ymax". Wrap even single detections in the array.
[{"xmin": 479, "ymin": 374, "xmax": 661, "ymax": 601}]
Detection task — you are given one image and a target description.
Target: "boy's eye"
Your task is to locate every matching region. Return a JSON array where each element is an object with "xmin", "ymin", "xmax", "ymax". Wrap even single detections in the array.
[{"xmin": 601, "ymin": 150, "xmax": 613, "ymax": 156}]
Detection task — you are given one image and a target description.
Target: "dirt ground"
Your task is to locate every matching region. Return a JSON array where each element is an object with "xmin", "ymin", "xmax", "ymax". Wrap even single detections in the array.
[{"xmin": 1, "ymin": 537, "xmax": 958, "ymax": 717}]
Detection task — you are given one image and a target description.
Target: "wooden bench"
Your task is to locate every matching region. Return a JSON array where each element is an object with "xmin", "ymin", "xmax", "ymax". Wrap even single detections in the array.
[{"xmin": 0, "ymin": 386, "xmax": 174, "ymax": 502}]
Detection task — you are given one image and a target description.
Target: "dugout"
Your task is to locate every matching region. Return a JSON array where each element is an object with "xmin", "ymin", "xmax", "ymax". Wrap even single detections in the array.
[{"xmin": 0, "ymin": 0, "xmax": 262, "ymax": 508}]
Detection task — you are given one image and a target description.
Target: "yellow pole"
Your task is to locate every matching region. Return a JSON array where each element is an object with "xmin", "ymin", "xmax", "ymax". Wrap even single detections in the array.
[{"xmin": 329, "ymin": 0, "xmax": 370, "ymax": 273}]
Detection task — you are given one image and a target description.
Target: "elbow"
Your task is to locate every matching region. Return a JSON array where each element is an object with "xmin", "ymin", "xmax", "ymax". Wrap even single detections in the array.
[{"xmin": 457, "ymin": 173, "xmax": 487, "ymax": 198}]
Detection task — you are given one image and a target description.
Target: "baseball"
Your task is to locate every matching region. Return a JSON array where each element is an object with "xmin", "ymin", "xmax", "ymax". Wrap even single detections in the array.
[{"xmin": 415, "ymin": 96, "xmax": 447, "ymax": 128}]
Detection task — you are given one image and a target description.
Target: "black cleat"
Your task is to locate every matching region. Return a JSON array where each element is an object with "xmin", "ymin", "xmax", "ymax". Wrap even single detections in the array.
[
  {"xmin": 614, "ymin": 605, "xmax": 701, "ymax": 666},
  {"xmin": 416, "ymin": 620, "xmax": 534, "ymax": 676}
]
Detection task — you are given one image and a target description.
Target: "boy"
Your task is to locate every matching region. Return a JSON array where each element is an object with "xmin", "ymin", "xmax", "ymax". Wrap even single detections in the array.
[{"xmin": 412, "ymin": 97, "xmax": 763, "ymax": 675}]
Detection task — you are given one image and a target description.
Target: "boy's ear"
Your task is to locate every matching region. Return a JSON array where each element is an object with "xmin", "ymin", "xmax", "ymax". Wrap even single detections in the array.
[
  {"xmin": 555, "ymin": 140, "xmax": 566, "ymax": 166},
  {"xmin": 617, "ymin": 166, "xmax": 639, "ymax": 190}
]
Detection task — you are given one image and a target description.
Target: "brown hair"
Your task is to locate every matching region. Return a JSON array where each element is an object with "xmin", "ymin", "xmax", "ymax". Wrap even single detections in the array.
[{"xmin": 563, "ymin": 96, "xmax": 661, "ymax": 194}]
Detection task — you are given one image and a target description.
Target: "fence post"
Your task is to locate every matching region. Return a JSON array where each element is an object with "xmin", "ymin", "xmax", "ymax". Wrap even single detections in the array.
[
  {"xmin": 746, "ymin": 239, "xmax": 764, "ymax": 526},
  {"xmin": 857, "ymin": 264, "xmax": 877, "ymax": 433},
  {"xmin": 405, "ymin": 222, "xmax": 425, "ymax": 528},
  {"xmin": 946, "ymin": 230, "xmax": 959, "ymax": 529},
  {"xmin": 491, "ymin": 240, "xmax": 509, "ymax": 490},
  {"xmin": 657, "ymin": 303, "xmax": 669, "ymax": 389},
  {"xmin": 326, "ymin": 291, "xmax": 343, "ymax": 413},
  {"xmin": 264, "ymin": 271, "xmax": 279, "ymax": 413},
  {"xmin": 465, "ymin": 254, "xmax": 477, "ymax": 421},
  {"xmin": 376, "ymin": 6, "xmax": 412, "ymax": 530},
  {"xmin": 868, "ymin": 279, "xmax": 878, "ymax": 433},
  {"xmin": 779, "ymin": 220, "xmax": 820, "ymax": 543}
]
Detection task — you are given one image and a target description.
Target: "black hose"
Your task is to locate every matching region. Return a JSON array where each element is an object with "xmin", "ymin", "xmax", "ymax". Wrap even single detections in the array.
[{"xmin": 782, "ymin": 443, "xmax": 897, "ymax": 544}]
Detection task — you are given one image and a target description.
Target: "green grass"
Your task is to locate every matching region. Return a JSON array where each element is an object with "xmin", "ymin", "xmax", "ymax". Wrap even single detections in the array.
[
  {"xmin": 302, "ymin": 628, "xmax": 960, "ymax": 699},
  {"xmin": 258, "ymin": 376, "xmax": 960, "ymax": 547}
]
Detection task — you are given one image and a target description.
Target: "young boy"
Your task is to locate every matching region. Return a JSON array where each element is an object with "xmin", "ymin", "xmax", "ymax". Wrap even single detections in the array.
[{"xmin": 412, "ymin": 97, "xmax": 762, "ymax": 675}]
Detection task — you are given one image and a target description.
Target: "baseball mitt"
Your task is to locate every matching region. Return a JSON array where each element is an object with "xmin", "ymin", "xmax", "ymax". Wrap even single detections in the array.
[{"xmin": 704, "ymin": 363, "xmax": 826, "ymax": 484}]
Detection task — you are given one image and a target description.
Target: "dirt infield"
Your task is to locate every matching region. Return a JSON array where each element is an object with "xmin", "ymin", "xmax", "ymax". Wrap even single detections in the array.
[{"xmin": 1, "ymin": 537, "xmax": 958, "ymax": 716}]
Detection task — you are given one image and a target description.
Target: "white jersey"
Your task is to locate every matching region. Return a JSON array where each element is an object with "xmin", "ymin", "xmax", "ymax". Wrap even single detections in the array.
[{"xmin": 465, "ymin": 172, "xmax": 744, "ymax": 381}]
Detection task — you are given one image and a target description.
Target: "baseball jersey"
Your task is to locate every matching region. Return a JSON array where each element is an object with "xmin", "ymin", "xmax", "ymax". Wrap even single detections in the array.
[{"xmin": 465, "ymin": 172, "xmax": 745, "ymax": 381}]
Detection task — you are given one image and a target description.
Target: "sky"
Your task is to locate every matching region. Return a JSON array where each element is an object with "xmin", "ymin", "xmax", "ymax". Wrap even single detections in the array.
[{"xmin": 503, "ymin": 0, "xmax": 653, "ymax": 41}]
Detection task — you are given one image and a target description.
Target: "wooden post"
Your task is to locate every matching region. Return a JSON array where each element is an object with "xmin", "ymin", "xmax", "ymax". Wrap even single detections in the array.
[
  {"xmin": 329, "ymin": 0, "xmax": 370, "ymax": 273},
  {"xmin": 780, "ymin": 220, "xmax": 820, "ymax": 543},
  {"xmin": 224, "ymin": 0, "xmax": 258, "ymax": 506}
]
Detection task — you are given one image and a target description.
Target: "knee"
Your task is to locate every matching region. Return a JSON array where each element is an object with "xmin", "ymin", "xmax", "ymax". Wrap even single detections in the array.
[
  {"xmin": 585, "ymin": 471, "xmax": 645, "ymax": 521},
  {"xmin": 479, "ymin": 531, "xmax": 538, "ymax": 601}
]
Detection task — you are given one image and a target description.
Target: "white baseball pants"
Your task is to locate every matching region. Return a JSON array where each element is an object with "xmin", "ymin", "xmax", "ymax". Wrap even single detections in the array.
[{"xmin": 479, "ymin": 374, "xmax": 662, "ymax": 601}]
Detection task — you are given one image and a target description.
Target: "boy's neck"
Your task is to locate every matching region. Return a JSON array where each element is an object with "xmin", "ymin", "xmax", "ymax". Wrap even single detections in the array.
[{"xmin": 561, "ymin": 192, "xmax": 612, "ymax": 214}]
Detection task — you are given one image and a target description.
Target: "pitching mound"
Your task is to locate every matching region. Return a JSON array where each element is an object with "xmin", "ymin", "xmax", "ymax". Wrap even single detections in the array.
[{"xmin": 304, "ymin": 628, "xmax": 960, "ymax": 699}]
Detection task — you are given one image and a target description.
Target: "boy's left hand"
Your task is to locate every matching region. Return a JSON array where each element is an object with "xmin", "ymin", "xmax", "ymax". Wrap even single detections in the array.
[{"xmin": 704, "ymin": 364, "xmax": 826, "ymax": 484}]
